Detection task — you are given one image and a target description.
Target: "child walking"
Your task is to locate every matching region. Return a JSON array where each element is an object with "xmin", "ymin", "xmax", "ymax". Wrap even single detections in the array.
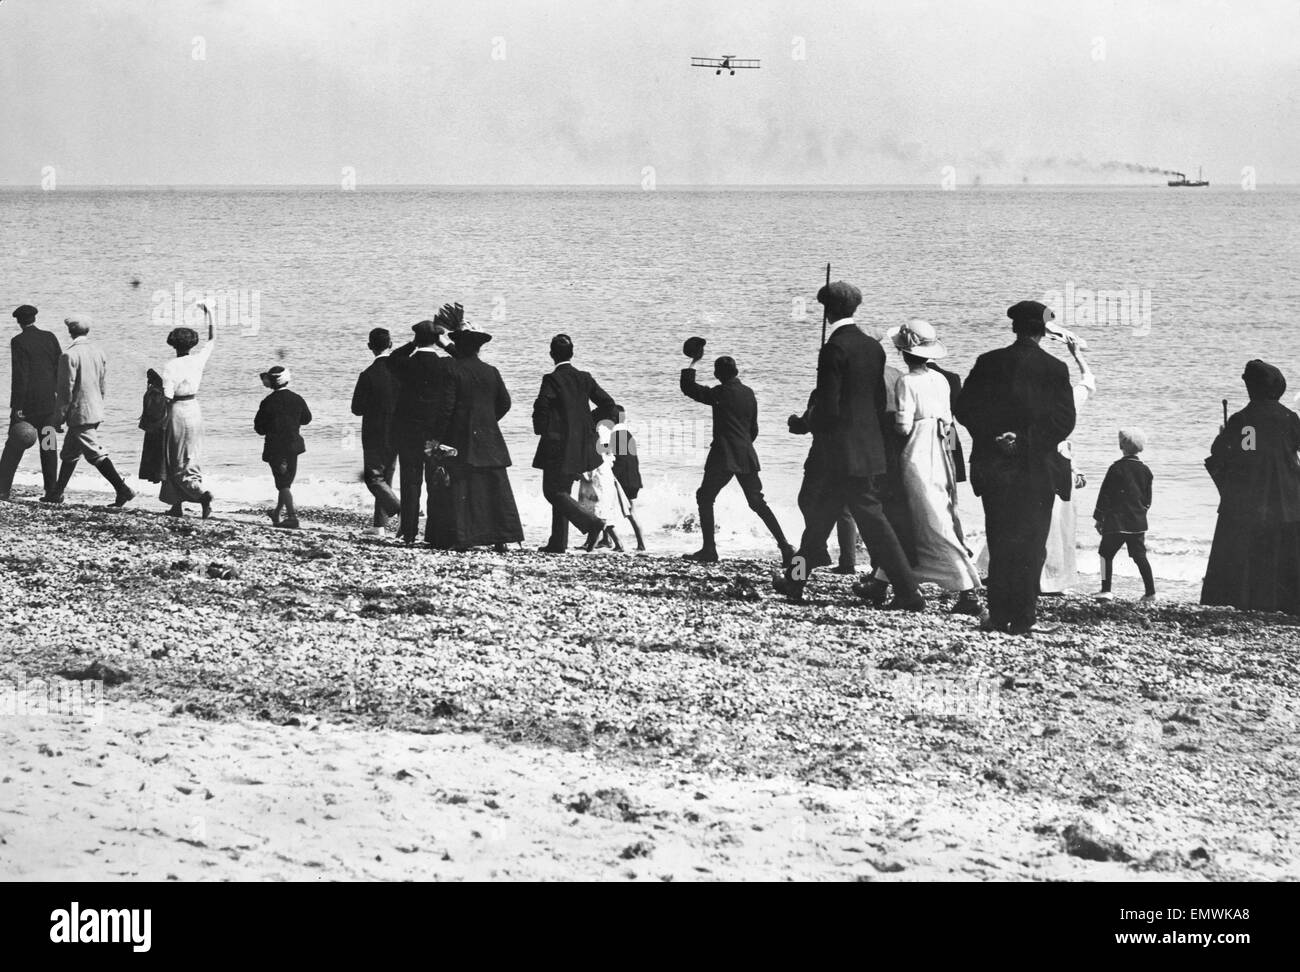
[
  {"xmin": 1093, "ymin": 428, "xmax": 1156, "ymax": 601},
  {"xmin": 577, "ymin": 420, "xmax": 627, "ymax": 552},
  {"xmin": 254, "ymin": 365, "xmax": 312, "ymax": 530},
  {"xmin": 596, "ymin": 402, "xmax": 646, "ymax": 552}
]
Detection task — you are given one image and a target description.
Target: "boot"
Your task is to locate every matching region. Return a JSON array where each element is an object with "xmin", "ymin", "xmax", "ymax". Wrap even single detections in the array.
[
  {"xmin": 949, "ymin": 589, "xmax": 983, "ymax": 616},
  {"xmin": 41, "ymin": 458, "xmax": 78, "ymax": 503},
  {"xmin": 39, "ymin": 439, "xmax": 58, "ymax": 497},
  {"xmin": 94, "ymin": 457, "xmax": 136, "ymax": 507},
  {"xmin": 685, "ymin": 504, "xmax": 719, "ymax": 562}
]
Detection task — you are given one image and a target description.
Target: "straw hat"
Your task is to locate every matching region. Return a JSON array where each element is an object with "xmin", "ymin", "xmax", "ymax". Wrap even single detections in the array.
[{"xmin": 888, "ymin": 319, "xmax": 947, "ymax": 359}]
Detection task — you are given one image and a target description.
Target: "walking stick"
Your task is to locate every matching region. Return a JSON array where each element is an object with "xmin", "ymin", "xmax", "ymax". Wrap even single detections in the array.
[
  {"xmin": 819, "ymin": 262, "xmax": 830, "ymax": 347},
  {"xmin": 1221, "ymin": 398, "xmax": 1228, "ymax": 432}
]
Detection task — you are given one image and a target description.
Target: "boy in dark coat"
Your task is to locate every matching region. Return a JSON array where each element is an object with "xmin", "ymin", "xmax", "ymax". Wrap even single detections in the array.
[
  {"xmin": 254, "ymin": 365, "xmax": 312, "ymax": 529},
  {"xmin": 1093, "ymin": 428, "xmax": 1155, "ymax": 601}
]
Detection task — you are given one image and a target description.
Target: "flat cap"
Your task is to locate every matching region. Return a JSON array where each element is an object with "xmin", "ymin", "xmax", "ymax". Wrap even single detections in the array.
[
  {"xmin": 1006, "ymin": 300, "xmax": 1054, "ymax": 324},
  {"xmin": 816, "ymin": 280, "xmax": 862, "ymax": 309}
]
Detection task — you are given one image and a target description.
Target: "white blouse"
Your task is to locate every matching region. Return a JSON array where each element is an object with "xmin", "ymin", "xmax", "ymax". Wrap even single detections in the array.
[
  {"xmin": 162, "ymin": 339, "xmax": 215, "ymax": 399},
  {"xmin": 895, "ymin": 367, "xmax": 953, "ymax": 436}
]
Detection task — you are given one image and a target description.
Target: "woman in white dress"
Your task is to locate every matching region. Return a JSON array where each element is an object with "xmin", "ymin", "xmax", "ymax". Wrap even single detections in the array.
[
  {"xmin": 1039, "ymin": 333, "xmax": 1094, "ymax": 593},
  {"xmin": 889, "ymin": 320, "xmax": 982, "ymax": 615},
  {"xmin": 159, "ymin": 306, "xmax": 215, "ymax": 518}
]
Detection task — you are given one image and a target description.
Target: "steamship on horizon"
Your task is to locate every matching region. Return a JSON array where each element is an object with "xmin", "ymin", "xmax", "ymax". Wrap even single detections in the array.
[{"xmin": 1168, "ymin": 166, "xmax": 1209, "ymax": 187}]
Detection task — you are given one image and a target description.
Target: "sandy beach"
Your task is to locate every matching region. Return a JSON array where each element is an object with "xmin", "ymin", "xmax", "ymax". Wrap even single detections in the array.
[{"xmin": 1, "ymin": 491, "xmax": 1297, "ymax": 881}]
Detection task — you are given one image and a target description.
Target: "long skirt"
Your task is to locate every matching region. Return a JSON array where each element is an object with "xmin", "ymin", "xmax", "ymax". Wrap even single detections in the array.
[
  {"xmin": 882, "ymin": 425, "xmax": 918, "ymax": 565},
  {"xmin": 1040, "ymin": 494, "xmax": 1079, "ymax": 592},
  {"xmin": 975, "ymin": 494, "xmax": 1077, "ymax": 592},
  {"xmin": 139, "ymin": 428, "xmax": 166, "ymax": 483},
  {"xmin": 899, "ymin": 418, "xmax": 981, "ymax": 592},
  {"xmin": 159, "ymin": 399, "xmax": 207, "ymax": 505},
  {"xmin": 1201, "ymin": 516, "xmax": 1300, "ymax": 614},
  {"xmin": 428, "ymin": 461, "xmax": 524, "ymax": 550}
]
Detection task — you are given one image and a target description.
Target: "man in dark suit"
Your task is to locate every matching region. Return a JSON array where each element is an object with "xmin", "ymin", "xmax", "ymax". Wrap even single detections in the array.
[
  {"xmin": 774, "ymin": 281, "xmax": 923, "ymax": 608},
  {"xmin": 532, "ymin": 334, "xmax": 612, "ymax": 552},
  {"xmin": 351, "ymin": 327, "xmax": 400, "ymax": 535},
  {"xmin": 387, "ymin": 320, "xmax": 451, "ymax": 544},
  {"xmin": 679, "ymin": 353, "xmax": 793, "ymax": 563},
  {"xmin": 955, "ymin": 300, "xmax": 1076, "ymax": 635},
  {"xmin": 0, "ymin": 304, "xmax": 61, "ymax": 500}
]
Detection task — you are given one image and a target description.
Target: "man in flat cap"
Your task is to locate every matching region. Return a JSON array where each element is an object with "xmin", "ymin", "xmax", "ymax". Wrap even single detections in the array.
[
  {"xmin": 774, "ymin": 280, "xmax": 924, "ymax": 609},
  {"xmin": 46, "ymin": 313, "xmax": 136, "ymax": 506},
  {"xmin": 351, "ymin": 326, "xmax": 400, "ymax": 536},
  {"xmin": 0, "ymin": 305, "xmax": 61, "ymax": 501},
  {"xmin": 387, "ymin": 319, "xmax": 454, "ymax": 544},
  {"xmin": 955, "ymin": 300, "xmax": 1076, "ymax": 635}
]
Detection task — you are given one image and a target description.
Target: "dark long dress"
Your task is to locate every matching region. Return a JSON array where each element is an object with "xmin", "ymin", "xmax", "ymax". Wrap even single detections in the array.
[
  {"xmin": 428, "ymin": 355, "xmax": 524, "ymax": 550},
  {"xmin": 1201, "ymin": 399, "xmax": 1300, "ymax": 614},
  {"xmin": 137, "ymin": 370, "xmax": 168, "ymax": 483}
]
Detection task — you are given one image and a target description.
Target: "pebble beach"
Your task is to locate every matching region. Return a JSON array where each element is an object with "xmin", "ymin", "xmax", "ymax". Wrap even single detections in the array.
[{"xmin": 1, "ymin": 491, "xmax": 1297, "ymax": 881}]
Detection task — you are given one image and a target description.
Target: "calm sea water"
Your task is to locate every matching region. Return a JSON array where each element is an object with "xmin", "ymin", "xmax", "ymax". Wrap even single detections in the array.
[{"xmin": 3, "ymin": 186, "xmax": 1298, "ymax": 582}]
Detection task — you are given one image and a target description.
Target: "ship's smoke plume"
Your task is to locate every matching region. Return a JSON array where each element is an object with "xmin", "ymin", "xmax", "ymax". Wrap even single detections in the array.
[{"xmin": 1030, "ymin": 156, "xmax": 1181, "ymax": 176}]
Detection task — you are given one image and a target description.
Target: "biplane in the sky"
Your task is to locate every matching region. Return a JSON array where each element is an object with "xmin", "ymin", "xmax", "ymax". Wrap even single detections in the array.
[{"xmin": 690, "ymin": 55, "xmax": 760, "ymax": 76}]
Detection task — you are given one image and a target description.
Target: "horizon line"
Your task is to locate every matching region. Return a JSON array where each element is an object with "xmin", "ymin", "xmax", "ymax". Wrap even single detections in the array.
[{"xmin": 0, "ymin": 181, "xmax": 1292, "ymax": 191}]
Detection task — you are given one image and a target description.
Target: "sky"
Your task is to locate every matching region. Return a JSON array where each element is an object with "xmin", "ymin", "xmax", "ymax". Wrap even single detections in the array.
[{"xmin": 1, "ymin": 0, "xmax": 1297, "ymax": 186}]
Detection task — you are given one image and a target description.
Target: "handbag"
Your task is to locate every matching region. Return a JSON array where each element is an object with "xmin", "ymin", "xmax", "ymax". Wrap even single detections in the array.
[{"xmin": 424, "ymin": 441, "xmax": 458, "ymax": 487}]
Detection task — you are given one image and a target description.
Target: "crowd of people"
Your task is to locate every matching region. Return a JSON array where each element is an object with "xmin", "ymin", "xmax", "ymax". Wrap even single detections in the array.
[{"xmin": 4, "ymin": 287, "xmax": 1299, "ymax": 630}]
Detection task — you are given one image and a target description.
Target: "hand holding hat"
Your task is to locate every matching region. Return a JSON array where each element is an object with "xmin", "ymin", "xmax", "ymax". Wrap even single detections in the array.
[{"xmin": 682, "ymin": 336, "xmax": 706, "ymax": 364}]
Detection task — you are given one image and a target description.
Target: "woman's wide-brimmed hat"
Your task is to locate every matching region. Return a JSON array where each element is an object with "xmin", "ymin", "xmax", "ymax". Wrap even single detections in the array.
[
  {"xmin": 888, "ymin": 319, "xmax": 947, "ymax": 359},
  {"xmin": 450, "ymin": 328, "xmax": 492, "ymax": 351}
]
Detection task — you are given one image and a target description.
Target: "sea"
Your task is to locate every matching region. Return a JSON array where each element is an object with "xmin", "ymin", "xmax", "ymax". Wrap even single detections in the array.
[{"xmin": 3, "ymin": 185, "xmax": 1298, "ymax": 586}]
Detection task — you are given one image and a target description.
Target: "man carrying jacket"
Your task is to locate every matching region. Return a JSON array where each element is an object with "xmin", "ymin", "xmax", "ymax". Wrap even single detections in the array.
[{"xmin": 0, "ymin": 304, "xmax": 61, "ymax": 501}]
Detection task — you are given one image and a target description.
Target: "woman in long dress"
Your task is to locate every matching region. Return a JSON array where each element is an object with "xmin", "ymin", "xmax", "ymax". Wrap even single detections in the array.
[
  {"xmin": 890, "ymin": 320, "xmax": 982, "ymax": 615},
  {"xmin": 1201, "ymin": 359, "xmax": 1300, "ymax": 614},
  {"xmin": 427, "ymin": 327, "xmax": 524, "ymax": 551},
  {"xmin": 1039, "ymin": 334, "xmax": 1094, "ymax": 592},
  {"xmin": 159, "ymin": 307, "xmax": 215, "ymax": 518}
]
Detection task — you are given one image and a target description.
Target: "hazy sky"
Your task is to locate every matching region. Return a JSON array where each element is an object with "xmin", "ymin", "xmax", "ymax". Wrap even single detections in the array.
[{"xmin": 1, "ymin": 0, "xmax": 1296, "ymax": 185}]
